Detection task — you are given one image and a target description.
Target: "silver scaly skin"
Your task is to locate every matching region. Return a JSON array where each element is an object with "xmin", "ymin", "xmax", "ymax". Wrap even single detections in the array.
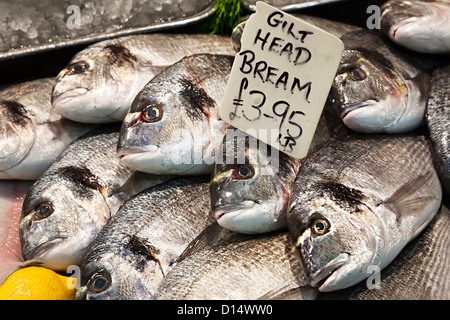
[
  {"xmin": 75, "ymin": 176, "xmax": 214, "ymax": 300},
  {"xmin": 19, "ymin": 124, "xmax": 170, "ymax": 271},
  {"xmin": 287, "ymin": 134, "xmax": 442, "ymax": 292},
  {"xmin": 317, "ymin": 202, "xmax": 450, "ymax": 300},
  {"xmin": 52, "ymin": 34, "xmax": 235, "ymax": 123},
  {"xmin": 380, "ymin": 0, "xmax": 450, "ymax": 55},
  {"xmin": 117, "ymin": 53, "xmax": 233, "ymax": 175},
  {"xmin": 330, "ymin": 30, "xmax": 430, "ymax": 134},
  {"xmin": 210, "ymin": 105, "xmax": 349, "ymax": 234},
  {"xmin": 153, "ymin": 231, "xmax": 317, "ymax": 300},
  {"xmin": 426, "ymin": 64, "xmax": 450, "ymax": 194},
  {"xmin": 0, "ymin": 78, "xmax": 95, "ymax": 180}
]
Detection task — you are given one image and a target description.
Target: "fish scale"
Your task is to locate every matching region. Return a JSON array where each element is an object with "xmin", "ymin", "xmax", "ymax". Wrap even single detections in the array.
[
  {"xmin": 76, "ymin": 176, "xmax": 215, "ymax": 300},
  {"xmin": 52, "ymin": 34, "xmax": 236, "ymax": 123},
  {"xmin": 153, "ymin": 232, "xmax": 315, "ymax": 300},
  {"xmin": 426, "ymin": 64, "xmax": 450, "ymax": 194},
  {"xmin": 317, "ymin": 203, "xmax": 450, "ymax": 299},
  {"xmin": 287, "ymin": 134, "xmax": 442, "ymax": 292}
]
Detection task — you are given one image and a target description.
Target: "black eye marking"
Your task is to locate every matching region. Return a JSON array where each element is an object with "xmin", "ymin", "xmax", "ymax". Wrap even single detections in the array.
[{"xmin": 104, "ymin": 44, "xmax": 137, "ymax": 66}]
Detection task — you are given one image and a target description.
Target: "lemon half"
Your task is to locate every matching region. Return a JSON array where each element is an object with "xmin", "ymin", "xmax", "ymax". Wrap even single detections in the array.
[{"xmin": 0, "ymin": 266, "xmax": 76, "ymax": 300}]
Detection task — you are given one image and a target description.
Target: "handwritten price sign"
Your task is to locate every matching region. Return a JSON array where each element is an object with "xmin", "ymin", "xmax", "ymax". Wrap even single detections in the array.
[{"xmin": 220, "ymin": 1, "xmax": 344, "ymax": 159}]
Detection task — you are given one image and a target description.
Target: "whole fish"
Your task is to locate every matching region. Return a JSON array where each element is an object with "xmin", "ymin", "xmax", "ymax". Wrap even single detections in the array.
[
  {"xmin": 287, "ymin": 134, "xmax": 442, "ymax": 292},
  {"xmin": 426, "ymin": 64, "xmax": 450, "ymax": 194},
  {"xmin": 317, "ymin": 202, "xmax": 450, "ymax": 300},
  {"xmin": 330, "ymin": 30, "xmax": 430, "ymax": 134},
  {"xmin": 75, "ymin": 176, "xmax": 214, "ymax": 300},
  {"xmin": 0, "ymin": 78, "xmax": 95, "ymax": 180},
  {"xmin": 0, "ymin": 180, "xmax": 34, "ymax": 285},
  {"xmin": 380, "ymin": 0, "xmax": 450, "ymax": 55},
  {"xmin": 117, "ymin": 54, "xmax": 233, "ymax": 175},
  {"xmin": 19, "ymin": 124, "xmax": 170, "ymax": 271},
  {"xmin": 153, "ymin": 231, "xmax": 316, "ymax": 300},
  {"xmin": 52, "ymin": 34, "xmax": 236, "ymax": 123},
  {"xmin": 210, "ymin": 105, "xmax": 349, "ymax": 234}
]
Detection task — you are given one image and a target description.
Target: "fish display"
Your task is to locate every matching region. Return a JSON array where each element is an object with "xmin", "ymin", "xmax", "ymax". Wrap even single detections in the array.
[
  {"xmin": 0, "ymin": 0, "xmax": 448, "ymax": 301},
  {"xmin": 317, "ymin": 202, "xmax": 450, "ymax": 300},
  {"xmin": 52, "ymin": 34, "xmax": 235, "ymax": 123},
  {"xmin": 426, "ymin": 64, "xmax": 450, "ymax": 194},
  {"xmin": 75, "ymin": 176, "xmax": 214, "ymax": 300},
  {"xmin": 210, "ymin": 106, "xmax": 348, "ymax": 234},
  {"xmin": 117, "ymin": 53, "xmax": 233, "ymax": 176},
  {"xmin": 0, "ymin": 78, "xmax": 95, "ymax": 180},
  {"xmin": 153, "ymin": 231, "xmax": 316, "ymax": 300},
  {"xmin": 380, "ymin": 0, "xmax": 450, "ymax": 55},
  {"xmin": 287, "ymin": 134, "xmax": 442, "ymax": 292},
  {"xmin": 19, "ymin": 125, "xmax": 170, "ymax": 271},
  {"xmin": 330, "ymin": 30, "xmax": 430, "ymax": 134}
]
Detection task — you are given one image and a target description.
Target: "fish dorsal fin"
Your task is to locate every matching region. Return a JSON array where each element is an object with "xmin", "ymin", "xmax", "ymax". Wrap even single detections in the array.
[{"xmin": 381, "ymin": 171, "xmax": 439, "ymax": 220}]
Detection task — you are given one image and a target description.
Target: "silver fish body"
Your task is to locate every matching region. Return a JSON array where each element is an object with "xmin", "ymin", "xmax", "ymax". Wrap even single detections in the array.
[
  {"xmin": 287, "ymin": 135, "xmax": 442, "ymax": 292},
  {"xmin": 117, "ymin": 53, "xmax": 233, "ymax": 175},
  {"xmin": 330, "ymin": 30, "xmax": 430, "ymax": 134},
  {"xmin": 153, "ymin": 231, "xmax": 316, "ymax": 300},
  {"xmin": 52, "ymin": 34, "xmax": 235, "ymax": 123},
  {"xmin": 380, "ymin": 0, "xmax": 450, "ymax": 55},
  {"xmin": 0, "ymin": 78, "xmax": 95, "ymax": 180},
  {"xmin": 75, "ymin": 176, "xmax": 214, "ymax": 300},
  {"xmin": 426, "ymin": 64, "xmax": 450, "ymax": 194},
  {"xmin": 210, "ymin": 106, "xmax": 348, "ymax": 234},
  {"xmin": 19, "ymin": 124, "xmax": 149, "ymax": 271},
  {"xmin": 317, "ymin": 202, "xmax": 450, "ymax": 300}
]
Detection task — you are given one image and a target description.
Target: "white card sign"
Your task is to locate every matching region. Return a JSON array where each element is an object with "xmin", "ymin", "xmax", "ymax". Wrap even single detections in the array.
[{"xmin": 219, "ymin": 1, "xmax": 344, "ymax": 159}]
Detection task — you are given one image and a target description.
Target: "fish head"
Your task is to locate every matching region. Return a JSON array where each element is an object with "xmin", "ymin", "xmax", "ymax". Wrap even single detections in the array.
[
  {"xmin": 210, "ymin": 131, "xmax": 290, "ymax": 234},
  {"xmin": 288, "ymin": 183, "xmax": 385, "ymax": 292},
  {"xmin": 381, "ymin": 0, "xmax": 449, "ymax": 54},
  {"xmin": 19, "ymin": 168, "xmax": 111, "ymax": 271},
  {"xmin": 52, "ymin": 44, "xmax": 151, "ymax": 123},
  {"xmin": 76, "ymin": 235, "xmax": 165, "ymax": 300},
  {"xmin": 331, "ymin": 30, "xmax": 424, "ymax": 133},
  {"xmin": 117, "ymin": 78, "xmax": 225, "ymax": 175},
  {"xmin": 0, "ymin": 100, "xmax": 36, "ymax": 173}
]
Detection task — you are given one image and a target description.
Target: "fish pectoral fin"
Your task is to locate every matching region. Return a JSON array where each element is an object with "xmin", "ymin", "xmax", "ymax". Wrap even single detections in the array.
[
  {"xmin": 381, "ymin": 171, "xmax": 439, "ymax": 220},
  {"xmin": 257, "ymin": 285, "xmax": 317, "ymax": 300},
  {"xmin": 173, "ymin": 222, "xmax": 236, "ymax": 266}
]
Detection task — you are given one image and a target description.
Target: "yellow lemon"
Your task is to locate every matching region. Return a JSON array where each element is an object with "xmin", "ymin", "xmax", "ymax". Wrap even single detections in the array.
[{"xmin": 0, "ymin": 266, "xmax": 76, "ymax": 300}]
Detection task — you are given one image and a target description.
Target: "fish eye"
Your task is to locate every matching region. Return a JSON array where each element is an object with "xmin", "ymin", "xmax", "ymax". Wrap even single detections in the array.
[
  {"xmin": 311, "ymin": 218, "xmax": 330, "ymax": 236},
  {"xmin": 234, "ymin": 164, "xmax": 255, "ymax": 179},
  {"xmin": 87, "ymin": 271, "xmax": 110, "ymax": 293},
  {"xmin": 33, "ymin": 202, "xmax": 54, "ymax": 220},
  {"xmin": 141, "ymin": 104, "xmax": 163, "ymax": 123},
  {"xmin": 69, "ymin": 61, "xmax": 89, "ymax": 74},
  {"xmin": 348, "ymin": 67, "xmax": 366, "ymax": 81}
]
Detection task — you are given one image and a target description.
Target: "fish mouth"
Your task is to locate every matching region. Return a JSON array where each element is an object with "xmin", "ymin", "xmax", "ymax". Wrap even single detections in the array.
[
  {"xmin": 51, "ymin": 88, "xmax": 89, "ymax": 108},
  {"xmin": 308, "ymin": 253, "xmax": 350, "ymax": 291},
  {"xmin": 117, "ymin": 145, "xmax": 160, "ymax": 159},
  {"xmin": 340, "ymin": 100, "xmax": 377, "ymax": 119},
  {"xmin": 24, "ymin": 237, "xmax": 66, "ymax": 261},
  {"xmin": 212, "ymin": 200, "xmax": 257, "ymax": 220}
]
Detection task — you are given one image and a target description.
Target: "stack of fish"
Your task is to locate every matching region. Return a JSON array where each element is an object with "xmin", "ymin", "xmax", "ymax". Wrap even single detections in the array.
[{"xmin": 0, "ymin": 0, "xmax": 449, "ymax": 300}]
